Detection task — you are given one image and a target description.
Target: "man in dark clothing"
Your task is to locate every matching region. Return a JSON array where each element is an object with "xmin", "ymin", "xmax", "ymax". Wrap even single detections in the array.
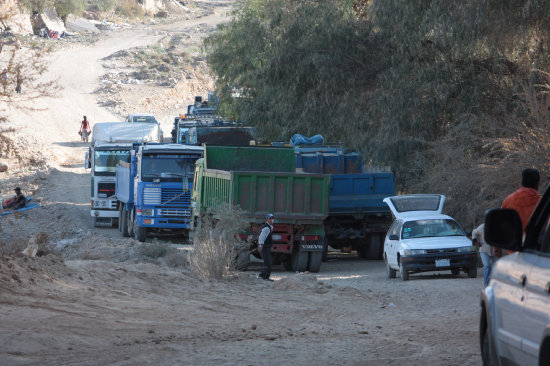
[
  {"xmin": 2, "ymin": 187, "xmax": 26, "ymax": 210},
  {"xmin": 258, "ymin": 213, "xmax": 275, "ymax": 281}
]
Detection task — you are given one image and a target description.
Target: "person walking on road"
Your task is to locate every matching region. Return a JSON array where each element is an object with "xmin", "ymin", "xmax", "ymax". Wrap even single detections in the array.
[
  {"xmin": 472, "ymin": 223, "xmax": 501, "ymax": 287},
  {"xmin": 258, "ymin": 213, "xmax": 275, "ymax": 282},
  {"xmin": 80, "ymin": 116, "xmax": 91, "ymax": 142}
]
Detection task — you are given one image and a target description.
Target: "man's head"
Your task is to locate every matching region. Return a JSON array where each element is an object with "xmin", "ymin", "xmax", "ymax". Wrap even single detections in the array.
[
  {"xmin": 83, "ymin": 116, "xmax": 87, "ymax": 120},
  {"xmin": 14, "ymin": 187, "xmax": 21, "ymax": 194},
  {"xmin": 265, "ymin": 213, "xmax": 275, "ymax": 222},
  {"xmin": 521, "ymin": 168, "xmax": 540, "ymax": 189}
]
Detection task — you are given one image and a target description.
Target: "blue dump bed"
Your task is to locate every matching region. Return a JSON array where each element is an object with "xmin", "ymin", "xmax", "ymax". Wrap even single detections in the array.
[
  {"xmin": 293, "ymin": 146, "xmax": 395, "ymax": 214},
  {"xmin": 329, "ymin": 172, "xmax": 395, "ymax": 215}
]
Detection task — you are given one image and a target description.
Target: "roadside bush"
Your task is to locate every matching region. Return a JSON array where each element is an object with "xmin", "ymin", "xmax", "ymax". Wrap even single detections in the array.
[
  {"xmin": 141, "ymin": 240, "xmax": 167, "ymax": 259},
  {"xmin": 189, "ymin": 205, "xmax": 249, "ymax": 280}
]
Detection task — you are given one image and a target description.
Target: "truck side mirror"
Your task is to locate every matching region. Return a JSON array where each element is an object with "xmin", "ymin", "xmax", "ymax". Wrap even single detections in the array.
[
  {"xmin": 84, "ymin": 151, "xmax": 91, "ymax": 169},
  {"xmin": 484, "ymin": 208, "xmax": 523, "ymax": 251},
  {"xmin": 389, "ymin": 234, "xmax": 399, "ymax": 240}
]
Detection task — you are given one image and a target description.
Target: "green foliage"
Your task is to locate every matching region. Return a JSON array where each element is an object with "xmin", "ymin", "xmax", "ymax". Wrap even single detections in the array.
[
  {"xmin": 54, "ymin": 0, "xmax": 87, "ymax": 23},
  {"xmin": 92, "ymin": 0, "xmax": 117, "ymax": 12},
  {"xmin": 205, "ymin": 0, "xmax": 550, "ymax": 227}
]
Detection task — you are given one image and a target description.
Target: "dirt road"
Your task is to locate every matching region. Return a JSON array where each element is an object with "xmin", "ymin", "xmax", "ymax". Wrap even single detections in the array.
[{"xmin": 0, "ymin": 2, "xmax": 483, "ymax": 365}]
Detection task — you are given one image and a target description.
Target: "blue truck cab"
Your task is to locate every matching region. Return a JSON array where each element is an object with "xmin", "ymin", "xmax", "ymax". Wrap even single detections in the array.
[
  {"xmin": 116, "ymin": 143, "xmax": 204, "ymax": 242},
  {"xmin": 293, "ymin": 144, "xmax": 395, "ymax": 259}
]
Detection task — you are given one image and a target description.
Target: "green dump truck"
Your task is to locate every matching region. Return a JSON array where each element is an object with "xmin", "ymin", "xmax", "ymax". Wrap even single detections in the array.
[{"xmin": 191, "ymin": 145, "xmax": 330, "ymax": 272}]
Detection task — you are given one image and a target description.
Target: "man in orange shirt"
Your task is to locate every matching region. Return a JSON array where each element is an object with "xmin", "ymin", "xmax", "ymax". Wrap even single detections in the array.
[{"xmin": 502, "ymin": 168, "xmax": 541, "ymax": 234}]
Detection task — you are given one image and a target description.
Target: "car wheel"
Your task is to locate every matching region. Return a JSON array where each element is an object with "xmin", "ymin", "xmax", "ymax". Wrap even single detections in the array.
[
  {"xmin": 481, "ymin": 325, "xmax": 495, "ymax": 366},
  {"xmin": 467, "ymin": 266, "xmax": 478, "ymax": 278},
  {"xmin": 399, "ymin": 262, "xmax": 409, "ymax": 281},
  {"xmin": 385, "ymin": 255, "xmax": 396, "ymax": 279}
]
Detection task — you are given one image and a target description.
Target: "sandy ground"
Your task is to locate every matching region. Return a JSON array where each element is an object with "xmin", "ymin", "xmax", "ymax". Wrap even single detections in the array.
[{"xmin": 0, "ymin": 1, "xmax": 483, "ymax": 365}]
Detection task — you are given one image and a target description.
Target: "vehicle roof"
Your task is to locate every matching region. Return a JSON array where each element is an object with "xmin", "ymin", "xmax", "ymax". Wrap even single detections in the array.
[
  {"xmin": 128, "ymin": 113, "xmax": 155, "ymax": 117},
  {"xmin": 140, "ymin": 143, "xmax": 203, "ymax": 152},
  {"xmin": 397, "ymin": 213, "xmax": 456, "ymax": 222}
]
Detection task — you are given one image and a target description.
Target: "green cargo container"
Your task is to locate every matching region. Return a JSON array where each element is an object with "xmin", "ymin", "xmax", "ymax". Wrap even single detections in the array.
[{"xmin": 191, "ymin": 145, "xmax": 330, "ymax": 272}]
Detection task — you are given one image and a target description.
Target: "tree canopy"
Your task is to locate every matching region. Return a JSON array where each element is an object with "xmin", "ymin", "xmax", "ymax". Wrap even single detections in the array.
[{"xmin": 205, "ymin": 0, "xmax": 550, "ymax": 226}]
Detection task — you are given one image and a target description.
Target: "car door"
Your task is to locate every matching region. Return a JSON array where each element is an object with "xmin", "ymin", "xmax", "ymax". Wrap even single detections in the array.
[
  {"xmin": 385, "ymin": 220, "xmax": 402, "ymax": 268},
  {"xmin": 515, "ymin": 213, "xmax": 550, "ymax": 365},
  {"xmin": 492, "ymin": 253, "xmax": 539, "ymax": 365}
]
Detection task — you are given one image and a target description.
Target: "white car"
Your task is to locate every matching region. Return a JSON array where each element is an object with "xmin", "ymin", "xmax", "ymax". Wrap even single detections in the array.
[
  {"xmin": 383, "ymin": 194, "xmax": 478, "ymax": 281},
  {"xmin": 480, "ymin": 184, "xmax": 550, "ymax": 366},
  {"xmin": 125, "ymin": 113, "xmax": 164, "ymax": 141}
]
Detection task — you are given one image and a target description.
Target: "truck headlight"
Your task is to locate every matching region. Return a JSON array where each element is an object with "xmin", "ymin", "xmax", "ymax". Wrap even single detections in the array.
[{"xmin": 142, "ymin": 209, "xmax": 154, "ymax": 216}]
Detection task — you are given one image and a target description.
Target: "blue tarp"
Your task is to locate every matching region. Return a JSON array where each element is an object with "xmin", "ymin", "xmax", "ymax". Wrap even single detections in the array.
[
  {"xmin": 0, "ymin": 197, "xmax": 40, "ymax": 217},
  {"xmin": 290, "ymin": 134, "xmax": 324, "ymax": 146}
]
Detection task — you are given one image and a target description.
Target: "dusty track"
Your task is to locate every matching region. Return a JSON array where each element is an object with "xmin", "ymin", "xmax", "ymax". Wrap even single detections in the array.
[{"xmin": 0, "ymin": 2, "xmax": 483, "ymax": 365}]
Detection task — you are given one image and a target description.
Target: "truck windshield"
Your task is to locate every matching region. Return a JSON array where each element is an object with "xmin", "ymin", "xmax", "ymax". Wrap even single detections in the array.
[
  {"xmin": 141, "ymin": 154, "xmax": 196, "ymax": 182},
  {"xmin": 94, "ymin": 150, "xmax": 130, "ymax": 175}
]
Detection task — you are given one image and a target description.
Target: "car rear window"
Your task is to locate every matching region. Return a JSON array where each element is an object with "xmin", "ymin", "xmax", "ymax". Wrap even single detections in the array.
[{"xmin": 390, "ymin": 195, "xmax": 441, "ymax": 213}]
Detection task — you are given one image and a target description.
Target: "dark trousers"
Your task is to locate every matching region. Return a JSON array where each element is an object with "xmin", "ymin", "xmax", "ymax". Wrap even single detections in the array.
[{"xmin": 259, "ymin": 245, "xmax": 272, "ymax": 279}]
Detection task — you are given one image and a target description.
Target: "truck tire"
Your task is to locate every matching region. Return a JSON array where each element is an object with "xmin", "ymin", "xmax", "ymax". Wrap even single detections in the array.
[
  {"xmin": 307, "ymin": 252, "xmax": 322, "ymax": 273},
  {"xmin": 128, "ymin": 209, "xmax": 135, "ymax": 237},
  {"xmin": 322, "ymin": 237, "xmax": 329, "ymax": 262},
  {"xmin": 93, "ymin": 217, "xmax": 100, "ymax": 227},
  {"xmin": 121, "ymin": 206, "xmax": 129, "ymax": 238},
  {"xmin": 118, "ymin": 207, "xmax": 122, "ymax": 232},
  {"xmin": 467, "ymin": 266, "xmax": 478, "ymax": 278},
  {"xmin": 290, "ymin": 249, "xmax": 308, "ymax": 272},
  {"xmin": 135, "ymin": 225, "xmax": 146, "ymax": 242},
  {"xmin": 359, "ymin": 235, "xmax": 382, "ymax": 260}
]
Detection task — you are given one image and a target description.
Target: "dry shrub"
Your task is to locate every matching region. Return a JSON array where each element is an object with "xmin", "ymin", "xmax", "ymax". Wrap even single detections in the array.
[
  {"xmin": 189, "ymin": 205, "xmax": 248, "ymax": 279},
  {"xmin": 115, "ymin": 0, "xmax": 145, "ymax": 19}
]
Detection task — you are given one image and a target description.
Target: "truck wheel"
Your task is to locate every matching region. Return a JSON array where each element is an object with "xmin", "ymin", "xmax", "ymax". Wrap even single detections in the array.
[
  {"xmin": 128, "ymin": 209, "xmax": 135, "ymax": 237},
  {"xmin": 359, "ymin": 235, "xmax": 382, "ymax": 260},
  {"xmin": 93, "ymin": 217, "xmax": 100, "ymax": 227},
  {"xmin": 290, "ymin": 250, "xmax": 308, "ymax": 272},
  {"xmin": 118, "ymin": 207, "xmax": 122, "ymax": 232},
  {"xmin": 307, "ymin": 252, "xmax": 322, "ymax": 273},
  {"xmin": 322, "ymin": 237, "xmax": 329, "ymax": 262},
  {"xmin": 135, "ymin": 225, "xmax": 146, "ymax": 242},
  {"xmin": 399, "ymin": 262, "xmax": 409, "ymax": 281},
  {"xmin": 451, "ymin": 268, "xmax": 460, "ymax": 276},
  {"xmin": 121, "ymin": 206, "xmax": 129, "ymax": 238},
  {"xmin": 467, "ymin": 266, "xmax": 478, "ymax": 278},
  {"xmin": 385, "ymin": 255, "xmax": 396, "ymax": 279}
]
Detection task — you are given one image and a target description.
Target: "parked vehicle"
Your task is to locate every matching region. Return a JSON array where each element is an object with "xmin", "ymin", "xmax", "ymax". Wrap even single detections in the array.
[
  {"xmin": 85, "ymin": 122, "xmax": 161, "ymax": 227},
  {"xmin": 125, "ymin": 113, "xmax": 163, "ymax": 141},
  {"xmin": 383, "ymin": 194, "xmax": 478, "ymax": 281},
  {"xmin": 292, "ymin": 144, "xmax": 395, "ymax": 260},
  {"xmin": 480, "ymin": 184, "xmax": 550, "ymax": 366},
  {"xmin": 171, "ymin": 93, "xmax": 219, "ymax": 142},
  {"xmin": 116, "ymin": 143, "xmax": 203, "ymax": 241},
  {"xmin": 191, "ymin": 145, "xmax": 330, "ymax": 272}
]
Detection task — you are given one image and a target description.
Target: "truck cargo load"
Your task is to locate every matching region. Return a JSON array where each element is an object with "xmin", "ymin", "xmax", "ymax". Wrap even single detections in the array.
[{"xmin": 91, "ymin": 122, "xmax": 160, "ymax": 143}]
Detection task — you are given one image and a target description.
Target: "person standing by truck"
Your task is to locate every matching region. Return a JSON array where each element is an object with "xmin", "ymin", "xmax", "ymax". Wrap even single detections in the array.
[
  {"xmin": 472, "ymin": 223, "xmax": 501, "ymax": 287},
  {"xmin": 258, "ymin": 214, "xmax": 275, "ymax": 281}
]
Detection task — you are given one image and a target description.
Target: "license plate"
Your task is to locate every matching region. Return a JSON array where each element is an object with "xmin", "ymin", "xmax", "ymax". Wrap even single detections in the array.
[{"xmin": 435, "ymin": 259, "xmax": 450, "ymax": 267}]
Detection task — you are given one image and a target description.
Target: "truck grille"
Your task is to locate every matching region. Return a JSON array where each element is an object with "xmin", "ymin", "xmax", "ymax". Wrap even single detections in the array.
[
  {"xmin": 161, "ymin": 188, "xmax": 191, "ymax": 205},
  {"xmin": 98, "ymin": 182, "xmax": 116, "ymax": 198},
  {"xmin": 159, "ymin": 208, "xmax": 191, "ymax": 217}
]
